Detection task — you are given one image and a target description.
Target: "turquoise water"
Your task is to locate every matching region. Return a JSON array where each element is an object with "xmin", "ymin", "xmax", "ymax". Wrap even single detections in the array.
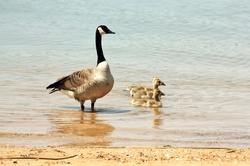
[{"xmin": 0, "ymin": 0, "xmax": 249, "ymax": 148}]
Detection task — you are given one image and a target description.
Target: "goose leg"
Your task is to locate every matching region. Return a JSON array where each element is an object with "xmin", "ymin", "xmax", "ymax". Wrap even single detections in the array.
[
  {"xmin": 80, "ymin": 101, "xmax": 85, "ymax": 111},
  {"xmin": 91, "ymin": 100, "xmax": 96, "ymax": 111},
  {"xmin": 81, "ymin": 104, "xmax": 85, "ymax": 111}
]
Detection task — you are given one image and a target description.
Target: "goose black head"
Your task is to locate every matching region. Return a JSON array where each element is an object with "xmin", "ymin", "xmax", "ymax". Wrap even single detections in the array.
[{"xmin": 98, "ymin": 25, "xmax": 115, "ymax": 35}]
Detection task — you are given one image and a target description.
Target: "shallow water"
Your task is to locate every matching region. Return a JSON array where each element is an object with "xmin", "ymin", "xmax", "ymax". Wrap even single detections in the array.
[{"xmin": 0, "ymin": 0, "xmax": 250, "ymax": 148}]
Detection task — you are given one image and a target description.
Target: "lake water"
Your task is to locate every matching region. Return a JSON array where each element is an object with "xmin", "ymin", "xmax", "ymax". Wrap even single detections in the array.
[{"xmin": 0, "ymin": 0, "xmax": 250, "ymax": 148}]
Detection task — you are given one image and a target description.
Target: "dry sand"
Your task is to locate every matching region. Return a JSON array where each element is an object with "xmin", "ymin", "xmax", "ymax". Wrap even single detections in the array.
[
  {"xmin": 0, "ymin": 132, "xmax": 249, "ymax": 165},
  {"xmin": 1, "ymin": 144, "xmax": 250, "ymax": 166}
]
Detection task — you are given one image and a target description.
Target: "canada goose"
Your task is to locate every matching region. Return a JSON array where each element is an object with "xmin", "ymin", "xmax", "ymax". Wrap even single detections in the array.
[
  {"xmin": 46, "ymin": 25, "xmax": 115, "ymax": 111},
  {"xmin": 129, "ymin": 77, "xmax": 165, "ymax": 97},
  {"xmin": 131, "ymin": 89, "xmax": 165, "ymax": 108}
]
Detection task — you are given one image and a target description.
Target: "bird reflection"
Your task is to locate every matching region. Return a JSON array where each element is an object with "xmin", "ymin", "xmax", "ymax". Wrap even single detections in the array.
[
  {"xmin": 152, "ymin": 108, "xmax": 163, "ymax": 128},
  {"xmin": 49, "ymin": 109, "xmax": 115, "ymax": 145},
  {"xmin": 79, "ymin": 111, "xmax": 97, "ymax": 124}
]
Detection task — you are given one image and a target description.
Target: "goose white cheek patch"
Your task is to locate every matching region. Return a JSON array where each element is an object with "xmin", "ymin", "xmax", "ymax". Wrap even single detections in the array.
[{"xmin": 98, "ymin": 27, "xmax": 106, "ymax": 35}]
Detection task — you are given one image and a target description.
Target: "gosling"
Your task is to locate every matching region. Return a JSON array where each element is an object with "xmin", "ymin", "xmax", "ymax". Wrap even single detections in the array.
[
  {"xmin": 131, "ymin": 89, "xmax": 165, "ymax": 108},
  {"xmin": 129, "ymin": 77, "xmax": 165, "ymax": 98}
]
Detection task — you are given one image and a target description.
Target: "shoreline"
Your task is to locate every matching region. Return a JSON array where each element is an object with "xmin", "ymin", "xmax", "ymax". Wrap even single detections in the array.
[
  {"xmin": 1, "ymin": 132, "xmax": 249, "ymax": 148},
  {"xmin": 1, "ymin": 132, "xmax": 249, "ymax": 165}
]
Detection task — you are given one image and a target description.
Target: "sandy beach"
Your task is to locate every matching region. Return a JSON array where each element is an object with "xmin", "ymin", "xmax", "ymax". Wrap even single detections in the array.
[
  {"xmin": 1, "ymin": 133, "xmax": 249, "ymax": 166},
  {"xmin": 1, "ymin": 145, "xmax": 250, "ymax": 166}
]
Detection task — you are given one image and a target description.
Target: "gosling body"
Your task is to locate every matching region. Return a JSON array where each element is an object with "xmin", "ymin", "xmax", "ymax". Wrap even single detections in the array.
[
  {"xmin": 131, "ymin": 89, "xmax": 165, "ymax": 108},
  {"xmin": 129, "ymin": 77, "xmax": 165, "ymax": 98}
]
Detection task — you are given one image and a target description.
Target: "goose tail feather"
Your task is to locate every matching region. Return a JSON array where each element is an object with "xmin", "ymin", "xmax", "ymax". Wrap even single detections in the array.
[
  {"xmin": 46, "ymin": 76, "xmax": 68, "ymax": 94},
  {"xmin": 48, "ymin": 88, "xmax": 59, "ymax": 94},
  {"xmin": 46, "ymin": 82, "xmax": 60, "ymax": 94}
]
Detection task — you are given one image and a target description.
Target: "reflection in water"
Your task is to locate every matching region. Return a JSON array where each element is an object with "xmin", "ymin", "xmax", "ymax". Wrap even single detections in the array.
[
  {"xmin": 79, "ymin": 111, "xmax": 96, "ymax": 124},
  {"xmin": 152, "ymin": 108, "xmax": 163, "ymax": 128},
  {"xmin": 49, "ymin": 109, "xmax": 115, "ymax": 146}
]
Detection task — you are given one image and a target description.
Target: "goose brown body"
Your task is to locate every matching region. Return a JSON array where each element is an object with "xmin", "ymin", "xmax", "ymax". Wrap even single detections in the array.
[{"xmin": 55, "ymin": 62, "xmax": 114, "ymax": 102}]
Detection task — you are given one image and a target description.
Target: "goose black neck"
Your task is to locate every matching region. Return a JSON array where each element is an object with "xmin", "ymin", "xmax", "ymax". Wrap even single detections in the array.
[{"xmin": 96, "ymin": 30, "xmax": 106, "ymax": 66}]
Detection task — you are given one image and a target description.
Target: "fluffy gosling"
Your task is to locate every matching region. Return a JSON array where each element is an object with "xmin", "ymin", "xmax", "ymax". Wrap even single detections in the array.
[
  {"xmin": 131, "ymin": 89, "xmax": 165, "ymax": 108},
  {"xmin": 129, "ymin": 77, "xmax": 165, "ymax": 98}
]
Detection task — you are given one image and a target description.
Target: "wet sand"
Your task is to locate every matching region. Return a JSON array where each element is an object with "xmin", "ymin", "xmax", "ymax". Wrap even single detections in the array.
[{"xmin": 0, "ymin": 133, "xmax": 250, "ymax": 166}]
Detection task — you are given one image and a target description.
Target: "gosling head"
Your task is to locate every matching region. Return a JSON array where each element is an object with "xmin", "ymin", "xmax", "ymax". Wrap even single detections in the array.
[
  {"xmin": 152, "ymin": 77, "xmax": 166, "ymax": 88},
  {"xmin": 97, "ymin": 25, "xmax": 115, "ymax": 35},
  {"xmin": 153, "ymin": 89, "xmax": 165, "ymax": 101}
]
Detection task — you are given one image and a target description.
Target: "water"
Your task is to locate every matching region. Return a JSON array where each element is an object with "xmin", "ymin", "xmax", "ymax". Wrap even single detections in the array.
[{"xmin": 0, "ymin": 0, "xmax": 250, "ymax": 148}]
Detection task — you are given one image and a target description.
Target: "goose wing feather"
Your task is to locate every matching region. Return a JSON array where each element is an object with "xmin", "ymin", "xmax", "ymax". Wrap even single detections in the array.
[
  {"xmin": 63, "ymin": 69, "xmax": 93, "ymax": 90},
  {"xmin": 47, "ymin": 69, "xmax": 94, "ymax": 93}
]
